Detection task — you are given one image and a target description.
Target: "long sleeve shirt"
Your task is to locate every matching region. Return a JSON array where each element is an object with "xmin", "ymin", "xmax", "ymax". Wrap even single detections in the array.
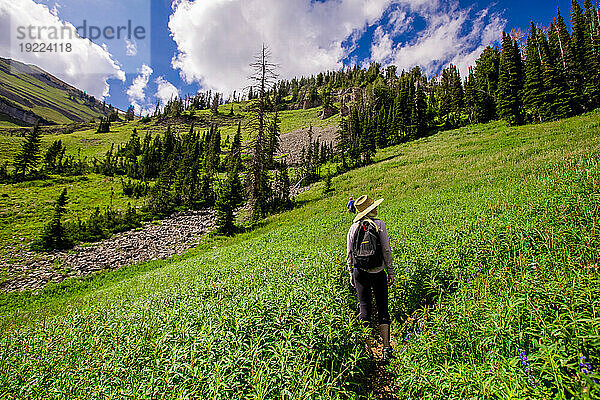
[{"xmin": 347, "ymin": 219, "xmax": 394, "ymax": 277}]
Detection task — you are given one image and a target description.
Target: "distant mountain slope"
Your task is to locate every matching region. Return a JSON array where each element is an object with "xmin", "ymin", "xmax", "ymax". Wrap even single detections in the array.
[{"xmin": 0, "ymin": 58, "xmax": 113, "ymax": 126}]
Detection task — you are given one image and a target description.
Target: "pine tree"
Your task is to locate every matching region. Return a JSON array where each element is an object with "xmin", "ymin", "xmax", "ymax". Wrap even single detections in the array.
[
  {"xmin": 215, "ymin": 169, "xmax": 242, "ymax": 235},
  {"xmin": 211, "ymin": 92, "xmax": 220, "ymax": 114},
  {"xmin": 149, "ymin": 160, "xmax": 176, "ymax": 216},
  {"xmin": 474, "ymin": 46, "xmax": 501, "ymax": 122},
  {"xmin": 125, "ymin": 105, "xmax": 135, "ymax": 121},
  {"xmin": 205, "ymin": 124, "xmax": 221, "ymax": 174},
  {"xmin": 97, "ymin": 117, "xmax": 111, "ymax": 133},
  {"xmin": 336, "ymin": 103, "xmax": 349, "ymax": 170},
  {"xmin": 523, "ymin": 22, "xmax": 546, "ymax": 122},
  {"xmin": 413, "ymin": 79, "xmax": 428, "ymax": 138},
  {"xmin": 322, "ymin": 171, "xmax": 333, "ymax": 196},
  {"xmin": 539, "ymin": 29, "xmax": 573, "ymax": 120},
  {"xmin": 569, "ymin": 0, "xmax": 589, "ymax": 110},
  {"xmin": 585, "ymin": 0, "xmax": 600, "ymax": 66},
  {"xmin": 464, "ymin": 67, "xmax": 482, "ymax": 124},
  {"xmin": 266, "ymin": 106, "xmax": 280, "ymax": 169},
  {"xmin": 583, "ymin": 0, "xmax": 600, "ymax": 107},
  {"xmin": 497, "ymin": 32, "xmax": 524, "ymax": 125},
  {"xmin": 162, "ymin": 126, "xmax": 176, "ymax": 161},
  {"xmin": 14, "ymin": 123, "xmax": 42, "ymax": 180},
  {"xmin": 34, "ymin": 188, "xmax": 72, "ymax": 250},
  {"xmin": 245, "ymin": 44, "xmax": 278, "ymax": 220},
  {"xmin": 438, "ymin": 64, "xmax": 464, "ymax": 129},
  {"xmin": 553, "ymin": 9, "xmax": 572, "ymax": 72},
  {"xmin": 272, "ymin": 160, "xmax": 292, "ymax": 211},
  {"xmin": 44, "ymin": 139, "xmax": 66, "ymax": 173},
  {"xmin": 227, "ymin": 122, "xmax": 243, "ymax": 172}
]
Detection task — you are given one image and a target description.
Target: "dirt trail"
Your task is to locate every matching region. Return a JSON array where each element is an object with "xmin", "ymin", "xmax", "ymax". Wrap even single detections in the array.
[
  {"xmin": 366, "ymin": 335, "xmax": 399, "ymax": 400},
  {"xmin": 358, "ymin": 295, "xmax": 399, "ymax": 399}
]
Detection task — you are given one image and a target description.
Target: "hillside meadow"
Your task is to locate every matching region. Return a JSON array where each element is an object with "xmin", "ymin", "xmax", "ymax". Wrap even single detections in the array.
[
  {"xmin": 0, "ymin": 105, "xmax": 337, "ymax": 260},
  {"xmin": 0, "ymin": 110, "xmax": 599, "ymax": 398}
]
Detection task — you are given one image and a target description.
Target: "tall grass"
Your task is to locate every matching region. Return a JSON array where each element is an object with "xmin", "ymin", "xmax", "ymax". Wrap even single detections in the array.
[{"xmin": 0, "ymin": 111, "xmax": 599, "ymax": 398}]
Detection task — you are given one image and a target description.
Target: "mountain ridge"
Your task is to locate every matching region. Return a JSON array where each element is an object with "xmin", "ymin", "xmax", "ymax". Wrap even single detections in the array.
[{"xmin": 0, "ymin": 58, "xmax": 115, "ymax": 126}]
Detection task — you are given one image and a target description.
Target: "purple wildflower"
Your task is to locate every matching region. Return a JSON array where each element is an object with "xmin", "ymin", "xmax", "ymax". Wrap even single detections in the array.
[
  {"xmin": 517, "ymin": 348, "xmax": 536, "ymax": 387},
  {"xmin": 579, "ymin": 356, "xmax": 596, "ymax": 380}
]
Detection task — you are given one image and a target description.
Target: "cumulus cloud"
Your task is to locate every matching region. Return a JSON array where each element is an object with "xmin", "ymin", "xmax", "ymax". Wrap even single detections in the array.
[
  {"xmin": 169, "ymin": 0, "xmax": 505, "ymax": 92},
  {"xmin": 169, "ymin": 0, "xmax": 396, "ymax": 93},
  {"xmin": 155, "ymin": 76, "xmax": 179, "ymax": 105},
  {"xmin": 0, "ymin": 0, "xmax": 125, "ymax": 99},
  {"xmin": 370, "ymin": 3, "xmax": 505, "ymax": 78},
  {"xmin": 126, "ymin": 64, "xmax": 153, "ymax": 114}
]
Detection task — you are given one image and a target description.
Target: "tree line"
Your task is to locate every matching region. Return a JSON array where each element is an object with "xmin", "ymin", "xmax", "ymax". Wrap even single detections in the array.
[
  {"xmin": 331, "ymin": 0, "xmax": 599, "ymax": 169},
  {"xmin": 8, "ymin": 0, "xmax": 600, "ymax": 251}
]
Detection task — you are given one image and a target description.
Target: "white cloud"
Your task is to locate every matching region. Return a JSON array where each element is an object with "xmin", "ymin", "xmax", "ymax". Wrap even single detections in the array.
[
  {"xmin": 169, "ymin": 0, "xmax": 505, "ymax": 93},
  {"xmin": 0, "ymin": 0, "xmax": 125, "ymax": 99},
  {"xmin": 155, "ymin": 76, "xmax": 179, "ymax": 105},
  {"xmin": 370, "ymin": 3, "xmax": 505, "ymax": 79},
  {"xmin": 169, "ymin": 0, "xmax": 397, "ymax": 94},
  {"xmin": 125, "ymin": 39, "xmax": 138, "ymax": 56},
  {"xmin": 126, "ymin": 64, "xmax": 153, "ymax": 113}
]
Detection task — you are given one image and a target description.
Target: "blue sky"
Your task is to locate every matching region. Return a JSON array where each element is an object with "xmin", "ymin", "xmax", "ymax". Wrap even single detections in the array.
[{"xmin": 1, "ymin": 0, "xmax": 578, "ymax": 114}]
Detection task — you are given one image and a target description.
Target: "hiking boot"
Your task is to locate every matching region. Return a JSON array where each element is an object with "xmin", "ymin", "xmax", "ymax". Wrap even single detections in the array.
[{"xmin": 382, "ymin": 347, "xmax": 393, "ymax": 363}]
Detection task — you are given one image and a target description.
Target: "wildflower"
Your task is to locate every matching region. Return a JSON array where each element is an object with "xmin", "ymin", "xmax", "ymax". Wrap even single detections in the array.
[
  {"xmin": 579, "ymin": 356, "xmax": 596, "ymax": 381},
  {"xmin": 403, "ymin": 332, "xmax": 411, "ymax": 342},
  {"xmin": 517, "ymin": 348, "xmax": 536, "ymax": 387},
  {"xmin": 399, "ymin": 346, "xmax": 406, "ymax": 355}
]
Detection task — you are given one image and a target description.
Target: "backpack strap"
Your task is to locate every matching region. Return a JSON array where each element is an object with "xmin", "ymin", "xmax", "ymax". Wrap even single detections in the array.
[{"xmin": 361, "ymin": 217, "xmax": 380, "ymax": 232}]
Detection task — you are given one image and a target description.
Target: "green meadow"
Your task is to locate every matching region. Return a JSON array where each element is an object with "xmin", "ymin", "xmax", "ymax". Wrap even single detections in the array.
[
  {"xmin": 0, "ymin": 104, "xmax": 339, "ymax": 263},
  {"xmin": 0, "ymin": 110, "xmax": 599, "ymax": 398}
]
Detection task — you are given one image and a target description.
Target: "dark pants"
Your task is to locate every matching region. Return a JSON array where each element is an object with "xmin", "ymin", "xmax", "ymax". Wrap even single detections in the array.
[{"xmin": 353, "ymin": 268, "xmax": 390, "ymax": 325}]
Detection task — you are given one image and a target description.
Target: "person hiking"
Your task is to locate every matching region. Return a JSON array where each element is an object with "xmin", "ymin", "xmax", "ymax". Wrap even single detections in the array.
[
  {"xmin": 347, "ymin": 195, "xmax": 395, "ymax": 362},
  {"xmin": 346, "ymin": 197, "xmax": 356, "ymax": 213}
]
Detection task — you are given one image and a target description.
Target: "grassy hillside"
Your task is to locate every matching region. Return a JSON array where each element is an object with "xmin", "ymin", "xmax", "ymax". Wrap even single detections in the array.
[
  {"xmin": 0, "ymin": 104, "xmax": 339, "ymax": 260},
  {"xmin": 1, "ymin": 111, "xmax": 599, "ymax": 398},
  {"xmin": 0, "ymin": 102, "xmax": 337, "ymax": 164},
  {"xmin": 0, "ymin": 58, "xmax": 110, "ymax": 126}
]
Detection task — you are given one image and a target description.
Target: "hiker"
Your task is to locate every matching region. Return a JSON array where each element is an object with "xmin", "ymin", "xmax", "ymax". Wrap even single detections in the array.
[
  {"xmin": 347, "ymin": 195, "xmax": 395, "ymax": 362},
  {"xmin": 346, "ymin": 197, "xmax": 355, "ymax": 213}
]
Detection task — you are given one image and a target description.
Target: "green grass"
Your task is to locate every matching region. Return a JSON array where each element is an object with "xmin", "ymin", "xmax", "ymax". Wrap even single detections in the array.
[
  {"xmin": 0, "ymin": 110, "xmax": 599, "ymax": 398},
  {"xmin": 0, "ymin": 105, "xmax": 340, "ymax": 261},
  {"xmin": 0, "ymin": 174, "xmax": 140, "ymax": 260},
  {"xmin": 0, "ymin": 104, "xmax": 340, "ymax": 165}
]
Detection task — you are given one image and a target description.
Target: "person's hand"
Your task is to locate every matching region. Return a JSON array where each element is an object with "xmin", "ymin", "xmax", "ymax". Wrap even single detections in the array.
[
  {"xmin": 388, "ymin": 274, "xmax": 395, "ymax": 287},
  {"xmin": 349, "ymin": 273, "xmax": 355, "ymax": 288}
]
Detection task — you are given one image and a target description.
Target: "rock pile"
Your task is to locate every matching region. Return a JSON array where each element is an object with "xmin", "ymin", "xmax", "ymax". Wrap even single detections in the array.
[{"xmin": 0, "ymin": 209, "xmax": 216, "ymax": 293}]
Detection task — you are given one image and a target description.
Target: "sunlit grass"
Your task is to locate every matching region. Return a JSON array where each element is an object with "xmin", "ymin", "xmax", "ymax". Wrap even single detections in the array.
[{"xmin": 0, "ymin": 109, "xmax": 598, "ymax": 398}]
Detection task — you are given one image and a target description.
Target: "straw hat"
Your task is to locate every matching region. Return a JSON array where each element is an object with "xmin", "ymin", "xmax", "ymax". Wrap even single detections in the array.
[{"xmin": 353, "ymin": 195, "xmax": 384, "ymax": 223}]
